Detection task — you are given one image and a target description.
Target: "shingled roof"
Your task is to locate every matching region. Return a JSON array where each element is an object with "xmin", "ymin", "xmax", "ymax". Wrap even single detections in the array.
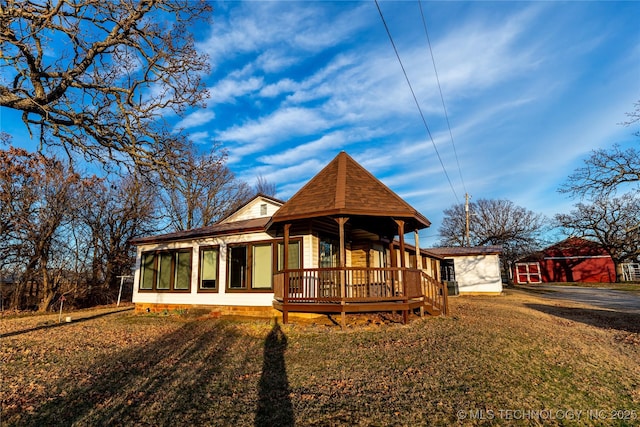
[
  {"xmin": 428, "ymin": 246, "xmax": 502, "ymax": 257},
  {"xmin": 268, "ymin": 152, "xmax": 431, "ymax": 230},
  {"xmin": 129, "ymin": 217, "xmax": 270, "ymax": 245}
]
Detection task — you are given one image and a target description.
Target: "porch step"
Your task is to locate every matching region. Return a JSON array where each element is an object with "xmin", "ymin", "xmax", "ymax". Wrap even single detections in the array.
[{"xmin": 423, "ymin": 305, "xmax": 442, "ymax": 316}]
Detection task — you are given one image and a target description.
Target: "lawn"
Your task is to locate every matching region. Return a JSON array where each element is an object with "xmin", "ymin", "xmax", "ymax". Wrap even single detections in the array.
[{"xmin": 2, "ymin": 290, "xmax": 639, "ymax": 426}]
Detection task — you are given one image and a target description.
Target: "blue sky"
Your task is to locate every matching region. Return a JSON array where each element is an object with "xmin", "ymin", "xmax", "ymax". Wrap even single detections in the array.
[{"xmin": 3, "ymin": 1, "xmax": 640, "ymax": 246}]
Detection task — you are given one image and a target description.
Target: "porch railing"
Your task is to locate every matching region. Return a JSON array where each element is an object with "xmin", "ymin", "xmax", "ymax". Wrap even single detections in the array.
[
  {"xmin": 274, "ymin": 267, "xmax": 447, "ymax": 314},
  {"xmin": 420, "ymin": 270, "xmax": 449, "ymax": 315}
]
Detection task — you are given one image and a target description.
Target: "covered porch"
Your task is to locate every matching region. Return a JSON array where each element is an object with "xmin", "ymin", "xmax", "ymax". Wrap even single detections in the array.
[{"xmin": 266, "ymin": 152, "xmax": 449, "ymax": 327}]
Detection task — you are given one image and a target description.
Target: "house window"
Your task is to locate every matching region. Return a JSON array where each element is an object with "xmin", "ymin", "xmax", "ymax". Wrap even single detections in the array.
[
  {"xmin": 140, "ymin": 253, "xmax": 155, "ymax": 290},
  {"xmin": 199, "ymin": 246, "xmax": 219, "ymax": 291},
  {"xmin": 228, "ymin": 245, "xmax": 248, "ymax": 289},
  {"xmin": 139, "ymin": 249, "xmax": 192, "ymax": 292},
  {"xmin": 227, "ymin": 239, "xmax": 302, "ymax": 291},
  {"xmin": 440, "ymin": 259, "xmax": 455, "ymax": 282},
  {"xmin": 260, "ymin": 203, "xmax": 268, "ymax": 216},
  {"xmin": 320, "ymin": 237, "xmax": 339, "ymax": 268},
  {"xmin": 278, "ymin": 240, "xmax": 301, "ymax": 270},
  {"xmin": 252, "ymin": 243, "xmax": 272, "ymax": 289}
]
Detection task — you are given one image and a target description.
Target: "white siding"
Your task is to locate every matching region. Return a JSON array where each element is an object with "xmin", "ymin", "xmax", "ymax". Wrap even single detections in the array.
[
  {"xmin": 450, "ymin": 254, "xmax": 503, "ymax": 294},
  {"xmin": 304, "ymin": 235, "xmax": 316, "ymax": 269}
]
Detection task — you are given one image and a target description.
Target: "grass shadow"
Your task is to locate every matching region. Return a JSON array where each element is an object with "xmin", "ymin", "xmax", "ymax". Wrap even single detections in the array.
[
  {"xmin": 255, "ymin": 320, "xmax": 294, "ymax": 427},
  {"xmin": 525, "ymin": 303, "xmax": 640, "ymax": 334},
  {"xmin": 11, "ymin": 319, "xmax": 240, "ymax": 426},
  {"xmin": 1, "ymin": 307, "xmax": 134, "ymax": 338}
]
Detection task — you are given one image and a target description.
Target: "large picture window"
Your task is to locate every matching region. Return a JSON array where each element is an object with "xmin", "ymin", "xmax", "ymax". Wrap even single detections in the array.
[
  {"xmin": 139, "ymin": 249, "xmax": 192, "ymax": 292},
  {"xmin": 199, "ymin": 246, "xmax": 219, "ymax": 291},
  {"xmin": 227, "ymin": 239, "xmax": 302, "ymax": 292}
]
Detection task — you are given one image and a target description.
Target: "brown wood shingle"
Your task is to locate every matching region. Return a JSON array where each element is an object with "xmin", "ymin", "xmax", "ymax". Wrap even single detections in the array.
[{"xmin": 269, "ymin": 152, "xmax": 431, "ymax": 230}]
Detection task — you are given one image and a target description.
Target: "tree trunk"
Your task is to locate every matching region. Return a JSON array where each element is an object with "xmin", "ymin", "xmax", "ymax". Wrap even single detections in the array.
[
  {"xmin": 38, "ymin": 256, "xmax": 55, "ymax": 312},
  {"xmin": 614, "ymin": 260, "xmax": 624, "ymax": 283}
]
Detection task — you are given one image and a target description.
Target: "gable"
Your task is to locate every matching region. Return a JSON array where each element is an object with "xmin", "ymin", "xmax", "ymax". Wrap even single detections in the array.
[{"xmin": 220, "ymin": 194, "xmax": 283, "ymax": 224}]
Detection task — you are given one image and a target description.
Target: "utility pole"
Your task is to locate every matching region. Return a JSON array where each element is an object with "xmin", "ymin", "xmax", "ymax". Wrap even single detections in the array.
[{"xmin": 465, "ymin": 193, "xmax": 470, "ymax": 247}]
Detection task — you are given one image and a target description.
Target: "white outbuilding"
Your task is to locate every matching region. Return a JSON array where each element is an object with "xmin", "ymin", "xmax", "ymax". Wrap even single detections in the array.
[{"xmin": 427, "ymin": 246, "xmax": 503, "ymax": 295}]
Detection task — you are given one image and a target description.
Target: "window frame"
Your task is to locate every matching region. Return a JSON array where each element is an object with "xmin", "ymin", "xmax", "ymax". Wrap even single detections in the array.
[
  {"xmin": 319, "ymin": 236, "xmax": 340, "ymax": 268},
  {"xmin": 226, "ymin": 238, "xmax": 303, "ymax": 293},
  {"xmin": 138, "ymin": 249, "xmax": 193, "ymax": 293},
  {"xmin": 198, "ymin": 245, "xmax": 220, "ymax": 293},
  {"xmin": 277, "ymin": 239, "xmax": 301, "ymax": 271}
]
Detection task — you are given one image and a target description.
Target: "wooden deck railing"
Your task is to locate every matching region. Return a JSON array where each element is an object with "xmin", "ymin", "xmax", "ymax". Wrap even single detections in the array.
[
  {"xmin": 420, "ymin": 270, "xmax": 449, "ymax": 315},
  {"xmin": 273, "ymin": 267, "xmax": 448, "ymax": 315}
]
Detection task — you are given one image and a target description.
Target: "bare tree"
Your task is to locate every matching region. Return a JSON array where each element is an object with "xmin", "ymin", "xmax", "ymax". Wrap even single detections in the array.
[
  {"xmin": 555, "ymin": 193, "xmax": 640, "ymax": 282},
  {"xmin": 561, "ymin": 101, "xmax": 640, "ymax": 198},
  {"xmin": 0, "ymin": 147, "xmax": 80, "ymax": 310},
  {"xmin": 78, "ymin": 174, "xmax": 158, "ymax": 303},
  {"xmin": 561, "ymin": 144, "xmax": 640, "ymax": 198},
  {"xmin": 439, "ymin": 198, "xmax": 547, "ymax": 279},
  {"xmin": 0, "ymin": 0, "xmax": 211, "ymax": 173},
  {"xmin": 161, "ymin": 149, "xmax": 253, "ymax": 231},
  {"xmin": 255, "ymin": 175, "xmax": 277, "ymax": 197}
]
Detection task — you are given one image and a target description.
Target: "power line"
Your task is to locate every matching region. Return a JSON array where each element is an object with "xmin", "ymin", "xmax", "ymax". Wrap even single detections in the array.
[
  {"xmin": 374, "ymin": 0, "xmax": 459, "ymax": 204},
  {"xmin": 418, "ymin": 0, "xmax": 467, "ymax": 195}
]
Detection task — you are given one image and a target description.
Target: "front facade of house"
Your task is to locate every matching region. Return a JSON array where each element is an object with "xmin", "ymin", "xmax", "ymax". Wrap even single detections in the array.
[
  {"xmin": 131, "ymin": 152, "xmax": 448, "ymax": 324},
  {"xmin": 427, "ymin": 247, "xmax": 503, "ymax": 294},
  {"xmin": 514, "ymin": 237, "xmax": 615, "ymax": 284}
]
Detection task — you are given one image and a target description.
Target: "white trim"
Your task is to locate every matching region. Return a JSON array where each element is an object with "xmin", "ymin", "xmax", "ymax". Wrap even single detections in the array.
[{"xmin": 543, "ymin": 255, "xmax": 610, "ymax": 260}]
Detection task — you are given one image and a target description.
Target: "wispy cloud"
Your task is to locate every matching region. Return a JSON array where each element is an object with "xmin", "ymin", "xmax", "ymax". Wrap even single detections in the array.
[
  {"xmin": 208, "ymin": 76, "xmax": 263, "ymax": 104},
  {"xmin": 173, "ymin": 110, "xmax": 215, "ymax": 131},
  {"xmin": 218, "ymin": 107, "xmax": 329, "ymax": 160}
]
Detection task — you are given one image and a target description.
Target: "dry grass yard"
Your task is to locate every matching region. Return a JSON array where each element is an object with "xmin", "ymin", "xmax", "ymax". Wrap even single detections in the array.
[{"xmin": 2, "ymin": 288, "xmax": 639, "ymax": 426}]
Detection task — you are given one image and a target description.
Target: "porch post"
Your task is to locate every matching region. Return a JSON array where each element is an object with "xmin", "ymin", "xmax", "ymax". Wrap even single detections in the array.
[
  {"xmin": 335, "ymin": 217, "xmax": 349, "ymax": 329},
  {"xmin": 283, "ymin": 223, "xmax": 291, "ymax": 324},
  {"xmin": 394, "ymin": 219, "xmax": 407, "ymax": 322},
  {"xmin": 394, "ymin": 219, "xmax": 406, "ymax": 268},
  {"xmin": 414, "ymin": 229, "xmax": 422, "ymax": 270},
  {"xmin": 414, "ymin": 229, "xmax": 424, "ymax": 317},
  {"xmin": 388, "ymin": 240, "xmax": 396, "ymax": 268}
]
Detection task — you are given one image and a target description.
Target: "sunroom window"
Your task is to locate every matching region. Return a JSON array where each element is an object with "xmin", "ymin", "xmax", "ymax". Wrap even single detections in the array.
[
  {"xmin": 199, "ymin": 246, "xmax": 219, "ymax": 291},
  {"xmin": 138, "ymin": 249, "xmax": 192, "ymax": 292}
]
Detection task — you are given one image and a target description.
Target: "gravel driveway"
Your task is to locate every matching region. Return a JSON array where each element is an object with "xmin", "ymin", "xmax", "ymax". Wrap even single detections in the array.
[{"xmin": 526, "ymin": 285, "xmax": 640, "ymax": 314}]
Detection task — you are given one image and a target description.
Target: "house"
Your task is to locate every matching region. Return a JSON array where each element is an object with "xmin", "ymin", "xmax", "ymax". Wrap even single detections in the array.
[
  {"xmin": 130, "ymin": 152, "xmax": 448, "ymax": 326},
  {"xmin": 513, "ymin": 237, "xmax": 615, "ymax": 284},
  {"xmin": 427, "ymin": 246, "xmax": 503, "ymax": 295}
]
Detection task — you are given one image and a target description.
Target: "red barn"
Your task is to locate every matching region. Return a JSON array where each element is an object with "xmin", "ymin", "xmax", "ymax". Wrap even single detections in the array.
[{"xmin": 514, "ymin": 237, "xmax": 615, "ymax": 284}]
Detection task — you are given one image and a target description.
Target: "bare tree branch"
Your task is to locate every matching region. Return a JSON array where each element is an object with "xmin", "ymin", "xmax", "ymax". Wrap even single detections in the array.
[
  {"xmin": 160, "ymin": 148, "xmax": 252, "ymax": 231},
  {"xmin": 561, "ymin": 101, "xmax": 640, "ymax": 198},
  {"xmin": 0, "ymin": 0, "xmax": 211, "ymax": 173},
  {"xmin": 560, "ymin": 144, "xmax": 640, "ymax": 198}
]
